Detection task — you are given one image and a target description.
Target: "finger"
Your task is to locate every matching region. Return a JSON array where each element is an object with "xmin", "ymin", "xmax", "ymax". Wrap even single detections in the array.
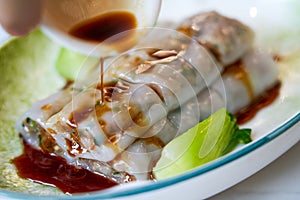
[{"xmin": 0, "ymin": 0, "xmax": 45, "ymax": 36}]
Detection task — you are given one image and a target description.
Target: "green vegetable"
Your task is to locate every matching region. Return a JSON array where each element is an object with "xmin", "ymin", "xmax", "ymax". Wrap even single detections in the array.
[
  {"xmin": 55, "ymin": 47, "xmax": 98, "ymax": 80},
  {"xmin": 153, "ymin": 108, "xmax": 252, "ymax": 179},
  {"xmin": 0, "ymin": 30, "xmax": 63, "ymax": 195}
]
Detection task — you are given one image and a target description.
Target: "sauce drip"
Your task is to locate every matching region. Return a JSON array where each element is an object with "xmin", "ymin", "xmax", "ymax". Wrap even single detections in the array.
[
  {"xmin": 13, "ymin": 141, "xmax": 118, "ymax": 194},
  {"xmin": 69, "ymin": 11, "xmax": 137, "ymax": 43},
  {"xmin": 235, "ymin": 82, "xmax": 281, "ymax": 124}
]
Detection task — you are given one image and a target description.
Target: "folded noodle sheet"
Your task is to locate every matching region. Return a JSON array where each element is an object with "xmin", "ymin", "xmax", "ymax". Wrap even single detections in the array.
[{"xmin": 16, "ymin": 12, "xmax": 275, "ymax": 182}]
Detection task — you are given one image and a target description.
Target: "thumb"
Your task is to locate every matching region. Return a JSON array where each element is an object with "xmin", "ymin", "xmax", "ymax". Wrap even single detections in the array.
[{"xmin": 0, "ymin": 0, "xmax": 45, "ymax": 36}]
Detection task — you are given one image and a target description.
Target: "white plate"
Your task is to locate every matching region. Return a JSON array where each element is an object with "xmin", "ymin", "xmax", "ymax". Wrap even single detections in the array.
[{"xmin": 0, "ymin": 0, "xmax": 299, "ymax": 199}]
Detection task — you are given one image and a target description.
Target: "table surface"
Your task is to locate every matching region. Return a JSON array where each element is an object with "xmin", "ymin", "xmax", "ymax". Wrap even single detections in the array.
[{"xmin": 1, "ymin": 27, "xmax": 300, "ymax": 200}]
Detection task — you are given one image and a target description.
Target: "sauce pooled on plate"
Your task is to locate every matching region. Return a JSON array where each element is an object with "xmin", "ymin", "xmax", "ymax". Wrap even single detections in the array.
[{"xmin": 13, "ymin": 141, "xmax": 119, "ymax": 194}]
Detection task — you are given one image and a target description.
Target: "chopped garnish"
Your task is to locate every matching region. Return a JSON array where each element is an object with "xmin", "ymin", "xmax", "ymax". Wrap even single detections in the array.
[
  {"xmin": 95, "ymin": 100, "xmax": 102, "ymax": 107},
  {"xmin": 38, "ymin": 134, "xmax": 42, "ymax": 145},
  {"xmin": 26, "ymin": 117, "xmax": 36, "ymax": 128},
  {"xmin": 113, "ymin": 171, "xmax": 120, "ymax": 175}
]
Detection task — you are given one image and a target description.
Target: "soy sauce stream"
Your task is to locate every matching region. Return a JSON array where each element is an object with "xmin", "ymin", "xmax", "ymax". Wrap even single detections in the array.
[{"xmin": 100, "ymin": 57, "xmax": 104, "ymax": 104}]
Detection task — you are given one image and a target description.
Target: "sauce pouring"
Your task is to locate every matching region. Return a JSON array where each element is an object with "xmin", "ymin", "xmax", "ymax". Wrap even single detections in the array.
[{"xmin": 42, "ymin": 0, "xmax": 162, "ymax": 56}]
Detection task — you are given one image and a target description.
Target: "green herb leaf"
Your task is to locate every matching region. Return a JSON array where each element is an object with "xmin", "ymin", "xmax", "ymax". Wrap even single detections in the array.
[{"xmin": 153, "ymin": 108, "xmax": 252, "ymax": 179}]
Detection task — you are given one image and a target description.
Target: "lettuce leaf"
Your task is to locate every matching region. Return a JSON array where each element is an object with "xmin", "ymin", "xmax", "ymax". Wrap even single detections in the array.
[
  {"xmin": 55, "ymin": 48, "xmax": 98, "ymax": 80},
  {"xmin": 0, "ymin": 30, "xmax": 63, "ymax": 195},
  {"xmin": 153, "ymin": 108, "xmax": 252, "ymax": 179}
]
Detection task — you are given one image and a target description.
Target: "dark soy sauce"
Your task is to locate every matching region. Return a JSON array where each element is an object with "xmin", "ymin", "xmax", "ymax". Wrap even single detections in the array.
[
  {"xmin": 13, "ymin": 141, "xmax": 118, "ymax": 194},
  {"xmin": 68, "ymin": 11, "xmax": 137, "ymax": 44}
]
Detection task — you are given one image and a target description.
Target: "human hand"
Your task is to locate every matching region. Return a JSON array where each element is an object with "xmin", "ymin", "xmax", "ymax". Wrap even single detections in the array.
[{"xmin": 0, "ymin": 0, "xmax": 44, "ymax": 36}]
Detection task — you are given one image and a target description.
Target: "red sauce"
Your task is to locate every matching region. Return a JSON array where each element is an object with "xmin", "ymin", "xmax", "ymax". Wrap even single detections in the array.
[
  {"xmin": 13, "ymin": 141, "xmax": 118, "ymax": 194},
  {"xmin": 235, "ymin": 82, "xmax": 281, "ymax": 124},
  {"xmin": 68, "ymin": 11, "xmax": 137, "ymax": 43}
]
